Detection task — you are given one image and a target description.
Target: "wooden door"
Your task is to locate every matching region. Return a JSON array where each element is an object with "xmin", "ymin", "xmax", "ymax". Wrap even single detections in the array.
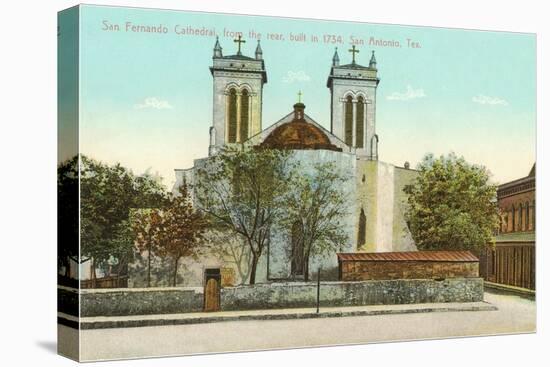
[{"xmin": 204, "ymin": 278, "xmax": 220, "ymax": 312}]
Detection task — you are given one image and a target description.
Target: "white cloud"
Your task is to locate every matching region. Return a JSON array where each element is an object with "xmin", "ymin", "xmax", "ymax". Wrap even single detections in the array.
[
  {"xmin": 282, "ymin": 70, "xmax": 311, "ymax": 83},
  {"xmin": 472, "ymin": 94, "xmax": 508, "ymax": 106},
  {"xmin": 386, "ymin": 85, "xmax": 426, "ymax": 101},
  {"xmin": 134, "ymin": 97, "xmax": 173, "ymax": 110}
]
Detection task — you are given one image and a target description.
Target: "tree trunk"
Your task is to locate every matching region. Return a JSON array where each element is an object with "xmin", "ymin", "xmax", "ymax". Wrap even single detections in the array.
[
  {"xmin": 91, "ymin": 258, "xmax": 97, "ymax": 288},
  {"xmin": 249, "ymin": 253, "xmax": 259, "ymax": 285},
  {"xmin": 116, "ymin": 256, "xmax": 126, "ymax": 288},
  {"xmin": 64, "ymin": 258, "xmax": 70, "ymax": 277},
  {"xmin": 147, "ymin": 248, "xmax": 151, "ymax": 288},
  {"xmin": 304, "ymin": 256, "xmax": 310, "ymax": 282},
  {"xmin": 173, "ymin": 257, "xmax": 180, "ymax": 287}
]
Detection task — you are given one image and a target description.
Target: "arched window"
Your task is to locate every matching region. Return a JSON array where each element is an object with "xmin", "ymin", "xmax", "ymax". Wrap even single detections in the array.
[
  {"xmin": 532, "ymin": 200, "xmax": 536, "ymax": 230},
  {"xmin": 227, "ymin": 89, "xmax": 238, "ymax": 143},
  {"xmin": 356, "ymin": 96, "xmax": 365, "ymax": 148},
  {"xmin": 240, "ymin": 89, "xmax": 249, "ymax": 142},
  {"xmin": 358, "ymin": 208, "xmax": 366, "ymax": 246},
  {"xmin": 525, "ymin": 201, "xmax": 530, "ymax": 230},
  {"xmin": 371, "ymin": 134, "xmax": 379, "ymax": 159},
  {"xmin": 344, "ymin": 95, "xmax": 353, "ymax": 146},
  {"xmin": 518, "ymin": 203, "xmax": 523, "ymax": 231}
]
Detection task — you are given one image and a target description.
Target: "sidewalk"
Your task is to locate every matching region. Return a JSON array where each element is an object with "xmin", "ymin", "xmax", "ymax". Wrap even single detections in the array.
[
  {"xmin": 60, "ymin": 300, "xmax": 497, "ymax": 329},
  {"xmin": 484, "ymin": 282, "xmax": 536, "ymax": 299}
]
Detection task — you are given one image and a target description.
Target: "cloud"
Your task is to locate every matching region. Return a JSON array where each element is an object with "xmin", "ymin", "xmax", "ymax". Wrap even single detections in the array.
[
  {"xmin": 134, "ymin": 97, "xmax": 173, "ymax": 109},
  {"xmin": 472, "ymin": 94, "xmax": 508, "ymax": 106},
  {"xmin": 282, "ymin": 70, "xmax": 311, "ymax": 83},
  {"xmin": 386, "ymin": 85, "xmax": 426, "ymax": 101}
]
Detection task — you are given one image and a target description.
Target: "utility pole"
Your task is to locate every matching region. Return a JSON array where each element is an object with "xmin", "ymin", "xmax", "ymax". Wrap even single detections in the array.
[{"xmin": 316, "ymin": 267, "xmax": 321, "ymax": 314}]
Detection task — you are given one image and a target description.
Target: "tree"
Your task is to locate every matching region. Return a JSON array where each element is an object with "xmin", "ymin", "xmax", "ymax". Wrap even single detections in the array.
[
  {"xmin": 206, "ymin": 229, "xmax": 252, "ymax": 285},
  {"xmin": 57, "ymin": 156, "xmax": 79, "ymax": 277},
  {"xmin": 195, "ymin": 145, "xmax": 294, "ymax": 284},
  {"xmin": 79, "ymin": 155, "xmax": 168, "ymax": 285},
  {"xmin": 108, "ymin": 219, "xmax": 135, "ymax": 283},
  {"xmin": 282, "ymin": 161, "xmax": 349, "ymax": 281},
  {"xmin": 132, "ymin": 209, "xmax": 163, "ymax": 287},
  {"xmin": 156, "ymin": 181, "xmax": 208, "ymax": 286},
  {"xmin": 404, "ymin": 153, "xmax": 499, "ymax": 252}
]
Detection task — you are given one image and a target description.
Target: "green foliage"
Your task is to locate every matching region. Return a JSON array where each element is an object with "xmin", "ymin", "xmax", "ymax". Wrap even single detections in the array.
[
  {"xmin": 195, "ymin": 146, "xmax": 350, "ymax": 283},
  {"xmin": 79, "ymin": 155, "xmax": 169, "ymax": 268},
  {"xmin": 57, "ymin": 156, "xmax": 79, "ymax": 274},
  {"xmin": 404, "ymin": 153, "xmax": 499, "ymax": 252},
  {"xmin": 156, "ymin": 181, "xmax": 209, "ymax": 286},
  {"xmin": 206, "ymin": 230, "xmax": 251, "ymax": 285},
  {"xmin": 132, "ymin": 208, "xmax": 163, "ymax": 287},
  {"xmin": 131, "ymin": 180, "xmax": 209, "ymax": 287},
  {"xmin": 282, "ymin": 161, "xmax": 349, "ymax": 280},
  {"xmin": 195, "ymin": 145, "xmax": 295, "ymax": 284}
]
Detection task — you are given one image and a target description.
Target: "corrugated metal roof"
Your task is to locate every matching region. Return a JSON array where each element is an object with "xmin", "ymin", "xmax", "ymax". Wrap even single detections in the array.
[{"xmin": 337, "ymin": 251, "xmax": 478, "ymax": 262}]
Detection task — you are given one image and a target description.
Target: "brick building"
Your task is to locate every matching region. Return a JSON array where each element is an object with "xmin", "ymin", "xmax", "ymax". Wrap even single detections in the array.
[
  {"xmin": 337, "ymin": 251, "xmax": 479, "ymax": 281},
  {"xmin": 480, "ymin": 164, "xmax": 536, "ymax": 290},
  {"xmin": 498, "ymin": 164, "xmax": 536, "ymax": 234}
]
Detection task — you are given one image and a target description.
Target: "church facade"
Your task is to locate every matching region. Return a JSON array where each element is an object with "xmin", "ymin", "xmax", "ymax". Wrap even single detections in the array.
[{"xmin": 171, "ymin": 38, "xmax": 418, "ymax": 285}]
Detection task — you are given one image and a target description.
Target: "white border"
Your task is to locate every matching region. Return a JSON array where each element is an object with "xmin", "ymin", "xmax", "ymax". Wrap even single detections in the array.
[{"xmin": 1, "ymin": 0, "xmax": 547, "ymax": 366}]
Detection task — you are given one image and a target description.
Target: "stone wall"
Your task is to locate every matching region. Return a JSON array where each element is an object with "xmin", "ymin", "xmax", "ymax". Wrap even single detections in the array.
[
  {"xmin": 356, "ymin": 161, "xmax": 418, "ymax": 253},
  {"xmin": 79, "ymin": 287, "xmax": 203, "ymax": 317},
  {"xmin": 392, "ymin": 167, "xmax": 418, "ymax": 251},
  {"xmin": 340, "ymin": 261, "xmax": 479, "ymax": 281},
  {"xmin": 58, "ymin": 286, "xmax": 79, "ymax": 317},
  {"xmin": 221, "ymin": 278, "xmax": 483, "ymax": 310},
  {"xmin": 73, "ymin": 278, "xmax": 483, "ymax": 317}
]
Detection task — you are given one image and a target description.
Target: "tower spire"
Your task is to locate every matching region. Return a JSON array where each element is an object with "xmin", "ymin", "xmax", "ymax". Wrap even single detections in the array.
[
  {"xmin": 213, "ymin": 36, "xmax": 222, "ymax": 58},
  {"xmin": 369, "ymin": 50, "xmax": 377, "ymax": 69},
  {"xmin": 255, "ymin": 40, "xmax": 263, "ymax": 60},
  {"xmin": 332, "ymin": 47, "xmax": 340, "ymax": 66}
]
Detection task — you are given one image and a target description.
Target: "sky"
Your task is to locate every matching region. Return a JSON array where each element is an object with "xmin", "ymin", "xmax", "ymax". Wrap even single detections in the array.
[{"xmin": 61, "ymin": 5, "xmax": 536, "ymax": 188}]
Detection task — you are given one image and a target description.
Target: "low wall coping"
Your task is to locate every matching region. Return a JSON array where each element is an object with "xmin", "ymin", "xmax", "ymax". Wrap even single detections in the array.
[
  {"xmin": 66, "ymin": 278, "xmax": 483, "ymax": 294},
  {"xmin": 78, "ymin": 286, "xmax": 204, "ymax": 294}
]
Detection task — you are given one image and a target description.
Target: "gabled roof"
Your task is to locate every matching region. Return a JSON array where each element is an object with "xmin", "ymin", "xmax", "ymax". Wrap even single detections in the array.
[
  {"xmin": 245, "ymin": 111, "xmax": 352, "ymax": 153},
  {"xmin": 529, "ymin": 163, "xmax": 536, "ymax": 177},
  {"xmin": 260, "ymin": 114, "xmax": 342, "ymax": 152},
  {"xmin": 337, "ymin": 251, "xmax": 479, "ymax": 262}
]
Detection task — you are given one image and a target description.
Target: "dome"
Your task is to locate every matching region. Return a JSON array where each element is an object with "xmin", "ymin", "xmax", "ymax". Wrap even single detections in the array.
[{"xmin": 260, "ymin": 103, "xmax": 342, "ymax": 152}]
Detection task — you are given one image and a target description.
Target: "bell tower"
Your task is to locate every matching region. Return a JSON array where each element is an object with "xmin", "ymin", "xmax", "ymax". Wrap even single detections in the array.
[
  {"xmin": 209, "ymin": 36, "xmax": 267, "ymax": 155},
  {"xmin": 327, "ymin": 47, "xmax": 379, "ymax": 159}
]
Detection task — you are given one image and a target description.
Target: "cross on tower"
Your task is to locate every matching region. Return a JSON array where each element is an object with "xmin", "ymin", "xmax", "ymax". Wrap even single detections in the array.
[
  {"xmin": 298, "ymin": 90, "xmax": 303, "ymax": 103},
  {"xmin": 348, "ymin": 45, "xmax": 359, "ymax": 64},
  {"xmin": 234, "ymin": 34, "xmax": 246, "ymax": 55}
]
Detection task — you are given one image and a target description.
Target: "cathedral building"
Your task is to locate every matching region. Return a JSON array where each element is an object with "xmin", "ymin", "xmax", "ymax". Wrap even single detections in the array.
[{"xmin": 172, "ymin": 38, "xmax": 418, "ymax": 285}]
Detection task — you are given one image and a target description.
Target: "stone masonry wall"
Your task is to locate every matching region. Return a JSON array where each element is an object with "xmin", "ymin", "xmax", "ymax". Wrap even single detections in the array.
[
  {"xmin": 73, "ymin": 278, "xmax": 484, "ymax": 317},
  {"xmin": 79, "ymin": 287, "xmax": 203, "ymax": 317}
]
